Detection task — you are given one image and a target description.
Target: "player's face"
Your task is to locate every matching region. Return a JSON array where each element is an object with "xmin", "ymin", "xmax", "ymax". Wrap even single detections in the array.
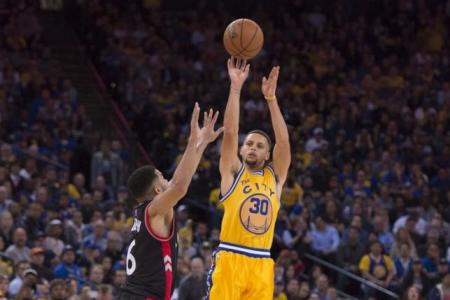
[
  {"xmin": 153, "ymin": 169, "xmax": 169, "ymax": 193},
  {"xmin": 240, "ymin": 133, "xmax": 270, "ymax": 169}
]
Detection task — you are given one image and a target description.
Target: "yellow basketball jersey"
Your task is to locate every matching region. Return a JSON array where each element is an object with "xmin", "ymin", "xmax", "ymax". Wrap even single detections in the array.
[{"xmin": 219, "ymin": 164, "xmax": 279, "ymax": 252}]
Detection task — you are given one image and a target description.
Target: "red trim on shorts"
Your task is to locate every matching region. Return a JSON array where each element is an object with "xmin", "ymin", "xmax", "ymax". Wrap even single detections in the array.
[
  {"xmin": 146, "ymin": 298, "xmax": 154, "ymax": 300},
  {"xmin": 144, "ymin": 203, "xmax": 175, "ymax": 241},
  {"xmin": 161, "ymin": 241, "xmax": 173, "ymax": 300}
]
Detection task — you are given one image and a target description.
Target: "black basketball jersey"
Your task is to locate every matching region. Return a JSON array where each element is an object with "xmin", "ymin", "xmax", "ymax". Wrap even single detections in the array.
[{"xmin": 122, "ymin": 201, "xmax": 178, "ymax": 300}]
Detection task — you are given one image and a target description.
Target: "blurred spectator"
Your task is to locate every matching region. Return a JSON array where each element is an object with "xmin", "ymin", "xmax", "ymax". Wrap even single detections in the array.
[
  {"xmin": 274, "ymin": 279, "xmax": 288, "ymax": 300},
  {"xmin": 337, "ymin": 225, "xmax": 365, "ymax": 291},
  {"xmin": 422, "ymin": 243, "xmax": 442, "ymax": 280},
  {"xmin": 393, "ymin": 243, "xmax": 415, "ymax": 284},
  {"xmin": 90, "ymin": 139, "xmax": 124, "ymax": 191},
  {"xmin": 67, "ymin": 173, "xmax": 86, "ymax": 200},
  {"xmin": 372, "ymin": 214, "xmax": 395, "ymax": 253},
  {"xmin": 112, "ymin": 268, "xmax": 126, "ymax": 298},
  {"xmin": 43, "ymin": 219, "xmax": 65, "ymax": 257},
  {"xmin": 53, "ymin": 245, "xmax": 84, "ymax": 285},
  {"xmin": 88, "ymin": 264, "xmax": 104, "ymax": 291},
  {"xmin": 311, "ymin": 274, "xmax": 331, "ymax": 300},
  {"xmin": 426, "ymin": 272, "xmax": 450, "ymax": 299},
  {"xmin": 8, "ymin": 260, "xmax": 30, "ymax": 297},
  {"xmin": 305, "ymin": 128, "xmax": 328, "ymax": 153},
  {"xmin": 49, "ymin": 278, "xmax": 67, "ymax": 300},
  {"xmin": 30, "ymin": 247, "xmax": 53, "ymax": 281},
  {"xmin": 177, "ymin": 256, "xmax": 207, "ymax": 300},
  {"xmin": 82, "ymin": 219, "xmax": 107, "ymax": 251},
  {"xmin": 309, "ymin": 215, "xmax": 340, "ymax": 262},
  {"xmin": 286, "ymin": 278, "xmax": 300, "ymax": 300},
  {"xmin": 391, "ymin": 227, "xmax": 418, "ymax": 260},
  {"xmin": 5, "ymin": 227, "xmax": 30, "ymax": 264},
  {"xmin": 359, "ymin": 241, "xmax": 395, "ymax": 299},
  {"xmin": 0, "ymin": 275, "xmax": 9, "ymax": 300},
  {"xmin": 402, "ymin": 259, "xmax": 431, "ymax": 297}
]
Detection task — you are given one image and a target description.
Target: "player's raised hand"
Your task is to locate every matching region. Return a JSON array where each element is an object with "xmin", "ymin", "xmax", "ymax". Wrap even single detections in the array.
[
  {"xmin": 199, "ymin": 108, "xmax": 223, "ymax": 145},
  {"xmin": 227, "ymin": 56, "xmax": 250, "ymax": 89},
  {"xmin": 189, "ymin": 103, "xmax": 223, "ymax": 147},
  {"xmin": 262, "ymin": 66, "xmax": 280, "ymax": 100}
]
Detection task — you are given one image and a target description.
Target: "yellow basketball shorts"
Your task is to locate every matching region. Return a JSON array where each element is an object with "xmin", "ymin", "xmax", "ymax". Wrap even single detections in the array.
[{"xmin": 206, "ymin": 242, "xmax": 274, "ymax": 300}]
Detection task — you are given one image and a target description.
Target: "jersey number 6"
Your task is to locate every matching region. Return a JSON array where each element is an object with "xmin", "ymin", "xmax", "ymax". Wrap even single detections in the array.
[{"xmin": 126, "ymin": 239, "xmax": 137, "ymax": 275}]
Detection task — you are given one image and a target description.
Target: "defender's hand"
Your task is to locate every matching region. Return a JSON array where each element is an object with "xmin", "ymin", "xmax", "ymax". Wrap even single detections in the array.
[{"xmin": 189, "ymin": 103, "xmax": 223, "ymax": 146}]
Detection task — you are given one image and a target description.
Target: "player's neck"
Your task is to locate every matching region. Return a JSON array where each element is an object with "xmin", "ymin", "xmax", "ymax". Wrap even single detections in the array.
[{"xmin": 244, "ymin": 162, "xmax": 265, "ymax": 171}]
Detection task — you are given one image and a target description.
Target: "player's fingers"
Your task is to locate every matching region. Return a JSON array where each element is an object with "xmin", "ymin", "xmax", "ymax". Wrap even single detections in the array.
[
  {"xmin": 227, "ymin": 58, "xmax": 231, "ymax": 69},
  {"xmin": 214, "ymin": 127, "xmax": 224, "ymax": 139},
  {"xmin": 269, "ymin": 67, "xmax": 276, "ymax": 80},
  {"xmin": 211, "ymin": 111, "xmax": 220, "ymax": 127},
  {"xmin": 244, "ymin": 64, "xmax": 250, "ymax": 74},
  {"xmin": 262, "ymin": 76, "xmax": 267, "ymax": 84},
  {"xmin": 241, "ymin": 59, "xmax": 247, "ymax": 71},
  {"xmin": 203, "ymin": 111, "xmax": 208, "ymax": 127},
  {"xmin": 208, "ymin": 108, "xmax": 214, "ymax": 125},
  {"xmin": 190, "ymin": 102, "xmax": 200, "ymax": 128}
]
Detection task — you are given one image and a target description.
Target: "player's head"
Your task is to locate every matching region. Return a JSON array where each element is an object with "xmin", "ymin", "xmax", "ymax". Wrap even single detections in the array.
[
  {"xmin": 240, "ymin": 130, "xmax": 272, "ymax": 169},
  {"xmin": 127, "ymin": 165, "xmax": 169, "ymax": 203}
]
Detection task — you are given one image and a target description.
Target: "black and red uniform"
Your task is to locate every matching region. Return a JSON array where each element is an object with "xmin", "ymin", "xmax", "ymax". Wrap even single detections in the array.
[{"xmin": 119, "ymin": 201, "xmax": 177, "ymax": 300}]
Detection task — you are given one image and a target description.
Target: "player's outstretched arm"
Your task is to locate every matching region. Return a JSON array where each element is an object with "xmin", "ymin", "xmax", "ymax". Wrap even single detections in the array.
[
  {"xmin": 220, "ymin": 57, "xmax": 249, "ymax": 193},
  {"xmin": 150, "ymin": 103, "xmax": 223, "ymax": 216},
  {"xmin": 262, "ymin": 66, "xmax": 291, "ymax": 187}
]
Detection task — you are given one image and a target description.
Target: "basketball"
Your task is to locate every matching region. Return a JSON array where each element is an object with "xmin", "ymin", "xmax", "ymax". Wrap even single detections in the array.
[{"xmin": 223, "ymin": 18, "xmax": 264, "ymax": 60}]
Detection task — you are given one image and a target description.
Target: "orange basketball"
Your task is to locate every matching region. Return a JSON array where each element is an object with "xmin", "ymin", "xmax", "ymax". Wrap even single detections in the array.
[{"xmin": 223, "ymin": 18, "xmax": 264, "ymax": 60}]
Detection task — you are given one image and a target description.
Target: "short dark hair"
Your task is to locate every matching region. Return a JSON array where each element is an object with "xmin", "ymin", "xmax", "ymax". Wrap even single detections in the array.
[
  {"xmin": 246, "ymin": 130, "xmax": 272, "ymax": 149},
  {"xmin": 49, "ymin": 278, "xmax": 65, "ymax": 291},
  {"xmin": 127, "ymin": 165, "xmax": 157, "ymax": 200}
]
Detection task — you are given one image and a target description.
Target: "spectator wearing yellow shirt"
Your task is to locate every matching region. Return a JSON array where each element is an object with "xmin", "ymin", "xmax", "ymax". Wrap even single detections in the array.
[
  {"xmin": 274, "ymin": 280, "xmax": 288, "ymax": 300},
  {"xmin": 208, "ymin": 186, "xmax": 223, "ymax": 211},
  {"xmin": 67, "ymin": 173, "xmax": 86, "ymax": 200},
  {"xmin": 359, "ymin": 241, "xmax": 395, "ymax": 299},
  {"xmin": 281, "ymin": 177, "xmax": 303, "ymax": 208}
]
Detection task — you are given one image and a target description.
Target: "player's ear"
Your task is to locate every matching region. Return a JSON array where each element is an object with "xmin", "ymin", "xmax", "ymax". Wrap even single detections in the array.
[
  {"xmin": 153, "ymin": 185, "xmax": 162, "ymax": 195},
  {"xmin": 265, "ymin": 151, "xmax": 270, "ymax": 161},
  {"xmin": 239, "ymin": 145, "xmax": 245, "ymax": 157}
]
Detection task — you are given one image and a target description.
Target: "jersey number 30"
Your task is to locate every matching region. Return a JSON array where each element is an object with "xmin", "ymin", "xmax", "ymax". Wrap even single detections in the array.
[
  {"xmin": 249, "ymin": 197, "xmax": 269, "ymax": 215},
  {"xmin": 126, "ymin": 239, "xmax": 136, "ymax": 275}
]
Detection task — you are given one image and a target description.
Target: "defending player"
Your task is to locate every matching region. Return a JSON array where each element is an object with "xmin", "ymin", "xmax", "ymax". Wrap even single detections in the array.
[
  {"xmin": 119, "ymin": 103, "xmax": 223, "ymax": 300},
  {"xmin": 206, "ymin": 57, "xmax": 291, "ymax": 299}
]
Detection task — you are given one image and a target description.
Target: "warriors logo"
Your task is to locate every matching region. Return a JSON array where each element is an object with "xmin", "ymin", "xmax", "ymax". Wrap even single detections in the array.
[{"xmin": 239, "ymin": 193, "xmax": 273, "ymax": 235}]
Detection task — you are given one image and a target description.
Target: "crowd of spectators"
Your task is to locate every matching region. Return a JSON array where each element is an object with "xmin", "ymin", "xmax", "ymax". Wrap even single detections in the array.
[
  {"xmin": 0, "ymin": 0, "xmax": 131, "ymax": 299},
  {"xmin": 75, "ymin": 0, "xmax": 450, "ymax": 299},
  {"xmin": 1, "ymin": 0, "xmax": 450, "ymax": 300}
]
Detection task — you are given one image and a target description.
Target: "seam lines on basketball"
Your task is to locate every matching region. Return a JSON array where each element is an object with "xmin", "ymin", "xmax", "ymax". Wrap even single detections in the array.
[
  {"xmin": 240, "ymin": 41, "xmax": 263, "ymax": 56},
  {"xmin": 227, "ymin": 26, "xmax": 242, "ymax": 56},
  {"xmin": 225, "ymin": 27, "xmax": 240, "ymax": 56},
  {"xmin": 240, "ymin": 18, "xmax": 245, "ymax": 52},
  {"xmin": 245, "ymin": 31, "xmax": 263, "ymax": 52},
  {"xmin": 232, "ymin": 18, "xmax": 249, "ymax": 58},
  {"xmin": 232, "ymin": 19, "xmax": 254, "ymax": 58},
  {"xmin": 243, "ymin": 23, "xmax": 259, "ymax": 51}
]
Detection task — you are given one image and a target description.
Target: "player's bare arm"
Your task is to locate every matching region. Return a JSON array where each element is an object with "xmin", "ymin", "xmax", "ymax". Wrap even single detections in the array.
[
  {"xmin": 219, "ymin": 57, "xmax": 250, "ymax": 195},
  {"xmin": 149, "ymin": 103, "xmax": 223, "ymax": 228},
  {"xmin": 262, "ymin": 66, "xmax": 291, "ymax": 192}
]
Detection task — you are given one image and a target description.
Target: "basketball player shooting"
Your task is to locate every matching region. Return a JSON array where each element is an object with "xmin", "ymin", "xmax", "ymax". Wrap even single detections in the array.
[
  {"xmin": 119, "ymin": 103, "xmax": 223, "ymax": 300},
  {"xmin": 206, "ymin": 57, "xmax": 291, "ymax": 299}
]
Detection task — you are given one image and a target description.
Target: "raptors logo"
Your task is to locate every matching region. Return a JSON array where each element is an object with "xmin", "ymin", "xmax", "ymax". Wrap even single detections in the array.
[{"xmin": 239, "ymin": 193, "xmax": 273, "ymax": 235}]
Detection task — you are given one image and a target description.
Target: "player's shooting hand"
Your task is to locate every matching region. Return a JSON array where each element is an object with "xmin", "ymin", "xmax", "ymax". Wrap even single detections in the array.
[
  {"xmin": 262, "ymin": 66, "xmax": 280, "ymax": 100},
  {"xmin": 189, "ymin": 103, "xmax": 223, "ymax": 147},
  {"xmin": 227, "ymin": 57, "xmax": 250, "ymax": 89}
]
